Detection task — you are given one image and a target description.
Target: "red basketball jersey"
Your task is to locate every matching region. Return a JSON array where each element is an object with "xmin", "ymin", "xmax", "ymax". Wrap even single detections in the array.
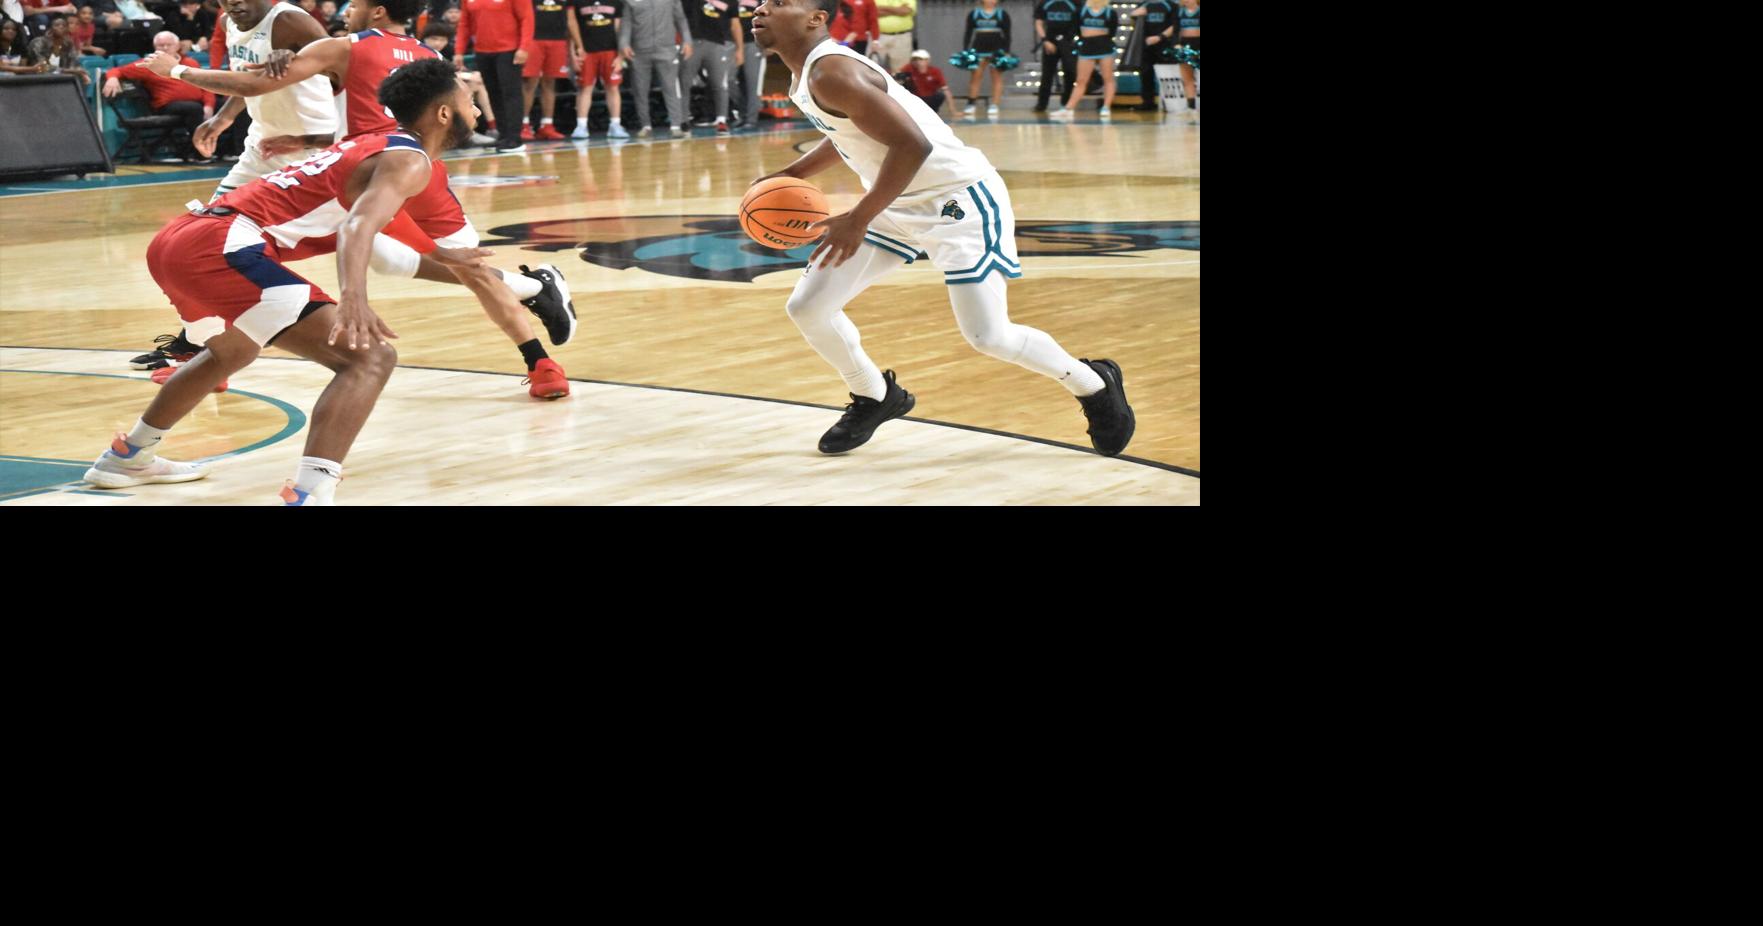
[
  {"xmin": 343, "ymin": 28, "xmax": 443, "ymax": 140},
  {"xmin": 214, "ymin": 133, "xmax": 450, "ymax": 255}
]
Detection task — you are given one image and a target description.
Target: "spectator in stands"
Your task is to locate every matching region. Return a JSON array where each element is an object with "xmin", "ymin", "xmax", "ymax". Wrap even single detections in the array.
[
  {"xmin": 167, "ymin": 0, "xmax": 211, "ymax": 53},
  {"xmin": 26, "ymin": 13, "xmax": 88, "ymax": 83},
  {"xmin": 86, "ymin": 0, "xmax": 162, "ymax": 56},
  {"xmin": 102, "ymin": 29, "xmax": 214, "ymax": 156},
  {"xmin": 0, "ymin": 17, "xmax": 36, "ymax": 74},
  {"xmin": 295, "ymin": 0, "xmax": 325, "ymax": 27},
  {"xmin": 19, "ymin": 1, "xmax": 78, "ymax": 36},
  {"xmin": 421, "ymin": 19, "xmax": 453, "ymax": 55},
  {"xmin": 893, "ymin": 47, "xmax": 947, "ymax": 117},
  {"xmin": 72, "ymin": 4, "xmax": 106, "ymax": 55},
  {"xmin": 105, "ymin": 0, "xmax": 162, "ymax": 28},
  {"xmin": 326, "ymin": 18, "xmax": 347, "ymax": 35},
  {"xmin": 318, "ymin": 1, "xmax": 337, "ymax": 24}
]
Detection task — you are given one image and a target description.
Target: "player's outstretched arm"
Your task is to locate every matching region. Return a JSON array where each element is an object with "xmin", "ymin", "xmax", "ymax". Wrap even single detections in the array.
[
  {"xmin": 142, "ymin": 37, "xmax": 347, "ymax": 97},
  {"xmin": 332, "ymin": 150, "xmax": 432, "ymax": 350}
]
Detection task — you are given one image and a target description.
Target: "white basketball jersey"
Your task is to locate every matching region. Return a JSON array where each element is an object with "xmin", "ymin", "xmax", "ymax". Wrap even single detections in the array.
[
  {"xmin": 228, "ymin": 2, "xmax": 338, "ymax": 140},
  {"xmin": 789, "ymin": 40, "xmax": 991, "ymax": 200}
]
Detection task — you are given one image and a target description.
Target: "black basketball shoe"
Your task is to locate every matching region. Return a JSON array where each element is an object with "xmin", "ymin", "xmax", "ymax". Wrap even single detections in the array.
[
  {"xmin": 818, "ymin": 370, "xmax": 916, "ymax": 454},
  {"xmin": 1076, "ymin": 358, "xmax": 1136, "ymax": 456},
  {"xmin": 129, "ymin": 331, "xmax": 201, "ymax": 370},
  {"xmin": 518, "ymin": 264, "xmax": 577, "ymax": 346}
]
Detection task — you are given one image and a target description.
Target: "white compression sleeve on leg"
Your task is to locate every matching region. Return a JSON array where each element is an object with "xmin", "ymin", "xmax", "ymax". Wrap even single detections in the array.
[
  {"xmin": 783, "ymin": 245, "xmax": 904, "ymax": 401},
  {"xmin": 950, "ymin": 272, "xmax": 1105, "ymax": 396}
]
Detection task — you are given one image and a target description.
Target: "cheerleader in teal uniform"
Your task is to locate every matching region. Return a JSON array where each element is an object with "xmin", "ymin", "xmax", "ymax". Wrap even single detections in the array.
[{"xmin": 1050, "ymin": 0, "xmax": 1118, "ymax": 119}]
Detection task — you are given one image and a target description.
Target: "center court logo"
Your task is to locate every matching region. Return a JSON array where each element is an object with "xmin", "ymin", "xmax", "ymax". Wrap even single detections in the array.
[{"xmin": 477, "ymin": 216, "xmax": 1200, "ymax": 283}]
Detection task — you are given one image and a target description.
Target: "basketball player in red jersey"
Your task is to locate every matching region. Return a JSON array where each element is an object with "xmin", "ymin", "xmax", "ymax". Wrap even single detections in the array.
[
  {"xmin": 84, "ymin": 59, "xmax": 494, "ymax": 505},
  {"xmin": 144, "ymin": 0, "xmax": 579, "ymax": 398}
]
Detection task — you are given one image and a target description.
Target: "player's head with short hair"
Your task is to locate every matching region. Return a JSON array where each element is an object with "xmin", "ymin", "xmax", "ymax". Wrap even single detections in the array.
[
  {"xmin": 379, "ymin": 56, "xmax": 475, "ymax": 146},
  {"xmin": 349, "ymin": 0, "xmax": 420, "ymax": 32}
]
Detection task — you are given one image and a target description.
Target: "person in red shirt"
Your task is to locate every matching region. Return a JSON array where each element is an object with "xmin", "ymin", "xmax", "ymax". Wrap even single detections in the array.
[
  {"xmin": 454, "ymin": 0, "xmax": 534, "ymax": 151},
  {"xmin": 145, "ymin": 0, "xmax": 581, "ymax": 395},
  {"xmin": 72, "ymin": 5, "xmax": 107, "ymax": 55},
  {"xmin": 19, "ymin": 0, "xmax": 80, "ymax": 35},
  {"xmin": 102, "ymin": 30, "xmax": 216, "ymax": 154},
  {"xmin": 83, "ymin": 58, "xmax": 493, "ymax": 505},
  {"xmin": 520, "ymin": 0, "xmax": 570, "ymax": 139},
  {"xmin": 827, "ymin": 0, "xmax": 875, "ymax": 56},
  {"xmin": 893, "ymin": 47, "xmax": 947, "ymax": 118}
]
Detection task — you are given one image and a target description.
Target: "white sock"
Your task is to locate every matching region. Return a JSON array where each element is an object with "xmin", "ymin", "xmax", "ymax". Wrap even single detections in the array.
[
  {"xmin": 500, "ymin": 268, "xmax": 543, "ymax": 300},
  {"xmin": 541, "ymin": 117, "xmax": 553, "ymax": 125},
  {"xmin": 295, "ymin": 456, "xmax": 343, "ymax": 502},
  {"xmin": 118, "ymin": 417, "xmax": 169, "ymax": 459}
]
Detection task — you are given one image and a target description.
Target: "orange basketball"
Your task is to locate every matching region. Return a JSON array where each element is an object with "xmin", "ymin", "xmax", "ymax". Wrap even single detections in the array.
[{"xmin": 740, "ymin": 177, "xmax": 829, "ymax": 249}]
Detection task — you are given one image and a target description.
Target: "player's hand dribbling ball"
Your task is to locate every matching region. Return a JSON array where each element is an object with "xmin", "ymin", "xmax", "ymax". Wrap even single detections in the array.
[{"xmin": 740, "ymin": 177, "xmax": 830, "ymax": 249}]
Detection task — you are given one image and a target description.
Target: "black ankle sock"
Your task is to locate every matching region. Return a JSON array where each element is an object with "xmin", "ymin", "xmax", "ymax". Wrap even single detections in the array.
[{"xmin": 519, "ymin": 339, "xmax": 548, "ymax": 370}]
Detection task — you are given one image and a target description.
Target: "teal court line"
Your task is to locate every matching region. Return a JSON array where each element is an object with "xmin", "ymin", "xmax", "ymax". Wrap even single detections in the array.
[{"xmin": 0, "ymin": 368, "xmax": 307, "ymax": 463}]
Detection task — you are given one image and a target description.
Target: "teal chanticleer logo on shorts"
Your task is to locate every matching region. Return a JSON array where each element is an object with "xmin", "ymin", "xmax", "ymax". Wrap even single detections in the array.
[{"xmin": 942, "ymin": 200, "xmax": 966, "ymax": 221}]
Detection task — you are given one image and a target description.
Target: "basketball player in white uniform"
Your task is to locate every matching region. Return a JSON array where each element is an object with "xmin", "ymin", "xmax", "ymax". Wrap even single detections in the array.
[
  {"xmin": 749, "ymin": 0, "xmax": 1135, "ymax": 456},
  {"xmin": 126, "ymin": 0, "xmax": 340, "ymax": 371},
  {"xmin": 200, "ymin": 0, "xmax": 339, "ymax": 200}
]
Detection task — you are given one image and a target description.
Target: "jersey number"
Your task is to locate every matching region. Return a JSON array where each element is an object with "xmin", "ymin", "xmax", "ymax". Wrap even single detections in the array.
[{"xmin": 263, "ymin": 144, "xmax": 353, "ymax": 190}]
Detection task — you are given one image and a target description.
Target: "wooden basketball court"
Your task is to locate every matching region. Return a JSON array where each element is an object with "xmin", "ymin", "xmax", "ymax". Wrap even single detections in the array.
[{"xmin": 0, "ymin": 113, "xmax": 1198, "ymax": 505}]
